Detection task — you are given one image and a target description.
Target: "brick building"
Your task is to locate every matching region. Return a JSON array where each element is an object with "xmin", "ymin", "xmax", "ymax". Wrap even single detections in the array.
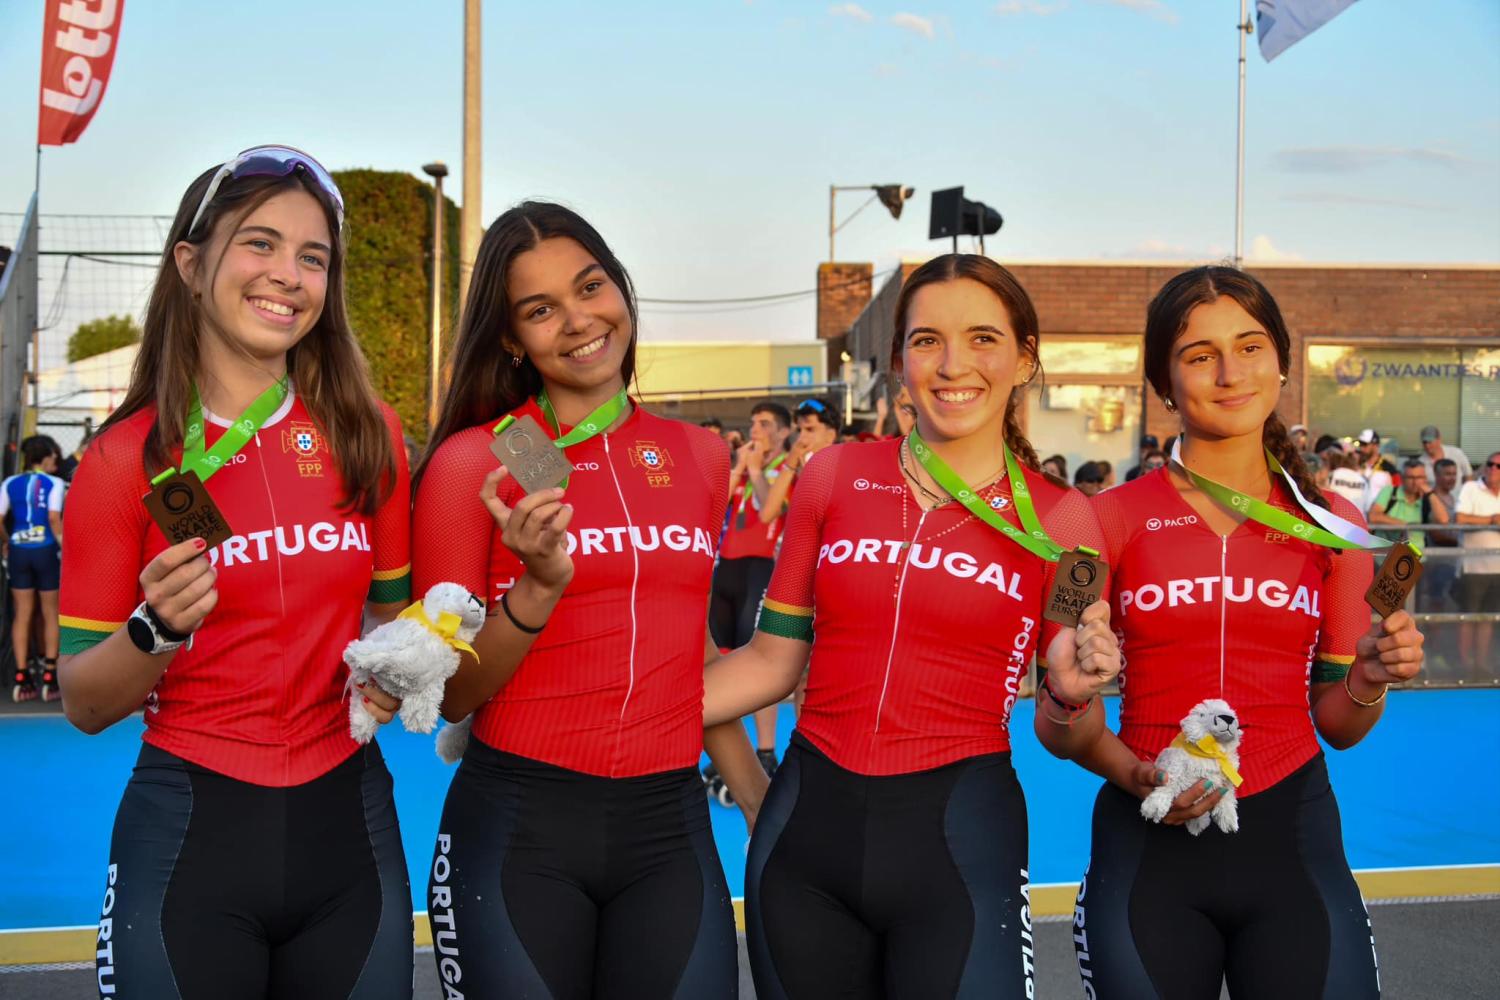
[{"xmin": 822, "ymin": 259, "xmax": 1500, "ymax": 478}]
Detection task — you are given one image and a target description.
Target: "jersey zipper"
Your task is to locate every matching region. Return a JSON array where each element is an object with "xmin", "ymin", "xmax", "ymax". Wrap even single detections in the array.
[
  {"xmin": 253, "ymin": 434, "xmax": 291, "ymax": 747},
  {"xmin": 1218, "ymin": 533, "xmax": 1228, "ymax": 696},
  {"xmin": 874, "ymin": 508, "xmax": 927, "ymax": 733},
  {"xmin": 601, "ymin": 434, "xmax": 640, "ymax": 773}
]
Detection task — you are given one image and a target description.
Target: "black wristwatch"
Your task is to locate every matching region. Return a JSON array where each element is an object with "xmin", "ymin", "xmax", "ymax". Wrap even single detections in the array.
[{"xmin": 126, "ymin": 601, "xmax": 191, "ymax": 655}]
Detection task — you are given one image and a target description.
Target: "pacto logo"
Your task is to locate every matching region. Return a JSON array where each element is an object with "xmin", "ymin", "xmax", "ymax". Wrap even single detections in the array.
[
  {"xmin": 853, "ymin": 478, "xmax": 870, "ymax": 491},
  {"xmin": 1145, "ymin": 515, "xmax": 1198, "ymax": 531}
]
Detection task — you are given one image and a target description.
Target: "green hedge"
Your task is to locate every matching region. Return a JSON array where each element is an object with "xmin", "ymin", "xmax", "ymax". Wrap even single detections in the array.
[
  {"xmin": 334, "ymin": 169, "xmax": 461, "ymax": 443},
  {"xmin": 68, "ymin": 313, "xmax": 140, "ymax": 362}
]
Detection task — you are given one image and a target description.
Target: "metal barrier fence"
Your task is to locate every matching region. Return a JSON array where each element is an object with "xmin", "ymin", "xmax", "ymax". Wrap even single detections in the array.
[{"xmin": 1383, "ymin": 522, "xmax": 1500, "ymax": 687}]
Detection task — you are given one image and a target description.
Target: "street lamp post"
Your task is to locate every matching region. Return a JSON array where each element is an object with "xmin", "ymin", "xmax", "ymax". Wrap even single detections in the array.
[
  {"xmin": 422, "ymin": 161, "xmax": 449, "ymax": 431},
  {"xmin": 828, "ymin": 183, "xmax": 915, "ymax": 260}
]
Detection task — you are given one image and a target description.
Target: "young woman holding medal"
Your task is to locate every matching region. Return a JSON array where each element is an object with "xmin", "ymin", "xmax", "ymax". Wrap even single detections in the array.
[
  {"xmin": 57, "ymin": 148, "xmax": 415, "ymax": 999},
  {"xmin": 700, "ymin": 254, "xmax": 1122, "ymax": 999},
  {"xmin": 412, "ymin": 201, "xmax": 763, "ymax": 998},
  {"xmin": 1050, "ymin": 266, "xmax": 1425, "ymax": 1000}
]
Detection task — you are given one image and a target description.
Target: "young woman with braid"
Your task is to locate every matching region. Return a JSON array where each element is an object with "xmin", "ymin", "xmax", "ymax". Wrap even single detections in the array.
[
  {"xmin": 1044, "ymin": 266, "xmax": 1425, "ymax": 1000},
  {"xmin": 701, "ymin": 254, "xmax": 1123, "ymax": 999},
  {"xmin": 412, "ymin": 201, "xmax": 764, "ymax": 998}
]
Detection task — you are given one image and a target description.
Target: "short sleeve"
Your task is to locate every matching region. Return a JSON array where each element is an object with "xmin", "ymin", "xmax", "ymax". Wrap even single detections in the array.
[
  {"xmin": 1311, "ymin": 492, "xmax": 1376, "ymax": 682},
  {"xmin": 413, "ymin": 426, "xmax": 510, "ymax": 607},
  {"xmin": 0, "ymin": 479, "xmax": 10, "ymax": 518},
  {"xmin": 1456, "ymin": 482, "xmax": 1481, "ymax": 516},
  {"xmin": 47, "ymin": 477, "xmax": 66, "ymax": 513},
  {"xmin": 367, "ymin": 404, "xmax": 412, "ymax": 604},
  {"xmin": 683, "ymin": 424, "xmax": 732, "ymax": 532},
  {"xmin": 1035, "ymin": 479, "xmax": 1108, "ymax": 663},
  {"xmin": 1371, "ymin": 486, "xmax": 1393, "ymax": 512},
  {"xmin": 755, "ymin": 444, "xmax": 837, "ymax": 642},
  {"xmin": 60, "ymin": 429, "xmax": 153, "ymax": 653}
]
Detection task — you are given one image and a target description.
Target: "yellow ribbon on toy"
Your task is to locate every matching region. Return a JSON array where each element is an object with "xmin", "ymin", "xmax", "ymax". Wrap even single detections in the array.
[
  {"xmin": 1170, "ymin": 733, "xmax": 1243, "ymax": 788},
  {"xmin": 398, "ymin": 602, "xmax": 478, "ymax": 661}
]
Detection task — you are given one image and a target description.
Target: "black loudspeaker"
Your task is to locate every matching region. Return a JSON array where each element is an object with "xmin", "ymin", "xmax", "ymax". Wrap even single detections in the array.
[{"xmin": 928, "ymin": 187, "xmax": 1003, "ymax": 242}]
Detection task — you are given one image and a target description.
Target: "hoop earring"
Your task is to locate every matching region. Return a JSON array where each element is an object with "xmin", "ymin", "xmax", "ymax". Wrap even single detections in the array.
[{"xmin": 1163, "ymin": 396, "xmax": 1177, "ymax": 413}]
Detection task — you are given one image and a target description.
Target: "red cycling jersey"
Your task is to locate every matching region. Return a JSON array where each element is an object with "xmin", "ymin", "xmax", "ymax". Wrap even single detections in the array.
[
  {"xmin": 413, "ymin": 400, "xmax": 729, "ymax": 778},
  {"xmin": 719, "ymin": 456, "xmax": 793, "ymax": 561},
  {"xmin": 60, "ymin": 393, "xmax": 412, "ymax": 787},
  {"xmin": 1092, "ymin": 468, "xmax": 1374, "ymax": 796},
  {"xmin": 755, "ymin": 438, "xmax": 1105, "ymax": 776}
]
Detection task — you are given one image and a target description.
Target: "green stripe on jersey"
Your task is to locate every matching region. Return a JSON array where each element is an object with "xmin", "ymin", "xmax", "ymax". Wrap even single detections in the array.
[
  {"xmin": 368, "ymin": 570, "xmax": 412, "ymax": 605},
  {"xmin": 60, "ymin": 624, "xmax": 112, "ymax": 655},
  {"xmin": 1312, "ymin": 658, "xmax": 1351, "ymax": 683},
  {"xmin": 757, "ymin": 601, "xmax": 813, "ymax": 642}
]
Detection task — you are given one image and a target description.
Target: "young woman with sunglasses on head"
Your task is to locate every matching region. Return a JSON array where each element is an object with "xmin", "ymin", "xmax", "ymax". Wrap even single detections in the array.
[
  {"xmin": 413, "ymin": 201, "xmax": 763, "ymax": 998},
  {"xmin": 1046, "ymin": 266, "xmax": 1424, "ymax": 1000},
  {"xmin": 58, "ymin": 148, "xmax": 415, "ymax": 999},
  {"xmin": 701, "ymin": 254, "xmax": 1122, "ymax": 999}
]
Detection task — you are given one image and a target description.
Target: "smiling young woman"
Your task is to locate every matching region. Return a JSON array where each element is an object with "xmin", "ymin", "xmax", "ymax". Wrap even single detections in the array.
[
  {"xmin": 1045, "ymin": 265, "xmax": 1425, "ymax": 1000},
  {"xmin": 57, "ymin": 148, "xmax": 414, "ymax": 999},
  {"xmin": 412, "ymin": 201, "xmax": 762, "ymax": 998},
  {"xmin": 699, "ymin": 254, "xmax": 1121, "ymax": 999}
]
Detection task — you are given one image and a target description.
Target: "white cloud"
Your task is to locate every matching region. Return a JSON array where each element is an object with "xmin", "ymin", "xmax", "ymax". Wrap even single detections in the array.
[
  {"xmin": 1247, "ymin": 235, "xmax": 1304, "ymax": 262},
  {"xmin": 995, "ymin": 1, "xmax": 1067, "ymax": 14},
  {"xmin": 1281, "ymin": 191, "xmax": 1449, "ymax": 212},
  {"xmin": 1274, "ymin": 145, "xmax": 1474, "ymax": 174},
  {"xmin": 1093, "ymin": 0, "xmax": 1177, "ymax": 24},
  {"xmin": 890, "ymin": 12, "xmax": 936, "ymax": 38},
  {"xmin": 829, "ymin": 3, "xmax": 874, "ymax": 22}
]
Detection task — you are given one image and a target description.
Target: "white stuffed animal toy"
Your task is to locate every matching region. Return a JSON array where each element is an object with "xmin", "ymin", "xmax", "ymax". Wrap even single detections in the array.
[
  {"xmin": 1140, "ymin": 698, "xmax": 1244, "ymax": 836},
  {"xmin": 344, "ymin": 583, "xmax": 484, "ymax": 744}
]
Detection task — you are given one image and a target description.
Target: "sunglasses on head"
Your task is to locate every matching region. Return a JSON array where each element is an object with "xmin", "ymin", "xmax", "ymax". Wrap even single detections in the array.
[
  {"xmin": 796, "ymin": 399, "xmax": 828, "ymax": 414},
  {"xmin": 189, "ymin": 145, "xmax": 345, "ymax": 237}
]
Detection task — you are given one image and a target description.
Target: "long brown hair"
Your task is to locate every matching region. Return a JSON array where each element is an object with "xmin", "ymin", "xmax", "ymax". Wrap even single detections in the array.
[
  {"xmin": 415, "ymin": 201, "xmax": 639, "ymax": 490},
  {"xmin": 1143, "ymin": 266, "xmax": 1325, "ymax": 509},
  {"xmin": 890, "ymin": 254, "xmax": 1043, "ymax": 469},
  {"xmin": 98, "ymin": 162, "xmax": 393, "ymax": 514}
]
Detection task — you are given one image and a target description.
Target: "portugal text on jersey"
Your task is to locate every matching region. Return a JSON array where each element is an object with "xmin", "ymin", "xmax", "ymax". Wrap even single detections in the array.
[
  {"xmin": 1092, "ymin": 468, "xmax": 1375, "ymax": 796},
  {"xmin": 755, "ymin": 438, "xmax": 1105, "ymax": 776},
  {"xmin": 413, "ymin": 400, "xmax": 730, "ymax": 778},
  {"xmin": 59, "ymin": 393, "xmax": 412, "ymax": 786}
]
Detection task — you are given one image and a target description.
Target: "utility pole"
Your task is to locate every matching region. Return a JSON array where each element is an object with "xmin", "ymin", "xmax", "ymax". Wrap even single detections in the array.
[
  {"xmin": 423, "ymin": 162, "xmax": 449, "ymax": 432},
  {"xmin": 1235, "ymin": 0, "xmax": 1252, "ymax": 268},
  {"xmin": 460, "ymin": 0, "xmax": 482, "ymax": 312}
]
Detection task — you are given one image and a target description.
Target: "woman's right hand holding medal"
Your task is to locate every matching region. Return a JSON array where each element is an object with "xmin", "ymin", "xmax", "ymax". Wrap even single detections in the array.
[
  {"xmin": 139, "ymin": 537, "xmax": 219, "ymax": 635},
  {"xmin": 481, "ymin": 467, "xmax": 576, "ymax": 591}
]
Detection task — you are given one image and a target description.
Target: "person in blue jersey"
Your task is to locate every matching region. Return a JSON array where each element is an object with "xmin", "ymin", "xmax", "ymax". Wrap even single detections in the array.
[{"xmin": 2, "ymin": 435, "xmax": 67, "ymax": 701}]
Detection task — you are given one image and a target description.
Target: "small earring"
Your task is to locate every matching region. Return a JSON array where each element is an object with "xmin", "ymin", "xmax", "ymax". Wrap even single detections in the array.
[
  {"xmin": 1279, "ymin": 373, "xmax": 1288, "ymax": 386},
  {"xmin": 510, "ymin": 354, "xmax": 522, "ymax": 368},
  {"xmin": 1163, "ymin": 396, "xmax": 1177, "ymax": 413}
]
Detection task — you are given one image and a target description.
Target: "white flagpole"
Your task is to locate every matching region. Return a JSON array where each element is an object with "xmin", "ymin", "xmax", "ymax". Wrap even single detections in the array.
[{"xmin": 1235, "ymin": 0, "xmax": 1251, "ymax": 267}]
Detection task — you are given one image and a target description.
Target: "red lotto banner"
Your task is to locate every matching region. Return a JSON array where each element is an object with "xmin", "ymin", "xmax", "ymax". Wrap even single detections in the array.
[{"xmin": 38, "ymin": 0, "xmax": 125, "ymax": 147}]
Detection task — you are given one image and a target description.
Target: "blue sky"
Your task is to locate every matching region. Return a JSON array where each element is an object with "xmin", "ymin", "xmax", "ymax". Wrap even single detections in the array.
[{"xmin": 3, "ymin": 0, "xmax": 1497, "ymax": 343}]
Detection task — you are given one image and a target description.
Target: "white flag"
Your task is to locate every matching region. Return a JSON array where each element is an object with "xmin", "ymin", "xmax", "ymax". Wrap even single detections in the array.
[{"xmin": 1256, "ymin": 0, "xmax": 1359, "ymax": 62}]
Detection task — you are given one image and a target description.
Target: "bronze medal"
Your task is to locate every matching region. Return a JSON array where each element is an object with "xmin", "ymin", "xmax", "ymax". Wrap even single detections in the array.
[
  {"xmin": 490, "ymin": 414, "xmax": 572, "ymax": 494},
  {"xmin": 1365, "ymin": 540, "xmax": 1423, "ymax": 618},
  {"xmin": 142, "ymin": 470, "xmax": 233, "ymax": 549},
  {"xmin": 1044, "ymin": 549, "xmax": 1109, "ymax": 626}
]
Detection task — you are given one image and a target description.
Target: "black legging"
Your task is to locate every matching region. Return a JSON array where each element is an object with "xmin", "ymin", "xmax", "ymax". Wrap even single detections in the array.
[
  {"xmin": 709, "ymin": 555, "xmax": 775, "ymax": 650},
  {"xmin": 97, "ymin": 742, "xmax": 412, "ymax": 1000},
  {"xmin": 427, "ymin": 737, "xmax": 736, "ymax": 999},
  {"xmin": 746, "ymin": 732, "xmax": 1035, "ymax": 999},
  {"xmin": 1074, "ymin": 753, "xmax": 1379, "ymax": 999}
]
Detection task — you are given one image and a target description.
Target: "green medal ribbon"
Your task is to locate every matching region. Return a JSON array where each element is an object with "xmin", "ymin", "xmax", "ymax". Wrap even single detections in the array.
[
  {"xmin": 907, "ymin": 429, "xmax": 1075, "ymax": 562},
  {"xmin": 1169, "ymin": 441, "xmax": 1417, "ymax": 556},
  {"xmin": 491, "ymin": 388, "xmax": 630, "ymax": 488},
  {"xmin": 151, "ymin": 379, "xmax": 289, "ymax": 487},
  {"xmin": 739, "ymin": 453, "xmax": 787, "ymax": 514}
]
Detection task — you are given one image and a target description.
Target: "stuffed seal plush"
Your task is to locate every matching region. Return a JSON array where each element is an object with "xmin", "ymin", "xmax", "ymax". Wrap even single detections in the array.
[
  {"xmin": 344, "ymin": 583, "xmax": 484, "ymax": 744},
  {"xmin": 1140, "ymin": 698, "xmax": 1244, "ymax": 836}
]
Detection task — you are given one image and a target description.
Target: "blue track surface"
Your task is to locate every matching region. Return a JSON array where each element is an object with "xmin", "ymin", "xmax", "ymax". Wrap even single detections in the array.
[{"xmin": 5, "ymin": 691, "xmax": 1498, "ymax": 930}]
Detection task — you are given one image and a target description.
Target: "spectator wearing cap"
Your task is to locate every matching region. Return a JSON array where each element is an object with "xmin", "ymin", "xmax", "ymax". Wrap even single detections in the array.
[
  {"xmin": 1355, "ymin": 428, "xmax": 1398, "ymax": 512},
  {"xmin": 1418, "ymin": 425, "xmax": 1472, "ymax": 485},
  {"xmin": 1289, "ymin": 424, "xmax": 1309, "ymax": 453},
  {"xmin": 1124, "ymin": 434, "xmax": 1160, "ymax": 482},
  {"xmin": 1455, "ymin": 451, "xmax": 1500, "ymax": 669},
  {"xmin": 1074, "ymin": 461, "xmax": 1105, "ymax": 497}
]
